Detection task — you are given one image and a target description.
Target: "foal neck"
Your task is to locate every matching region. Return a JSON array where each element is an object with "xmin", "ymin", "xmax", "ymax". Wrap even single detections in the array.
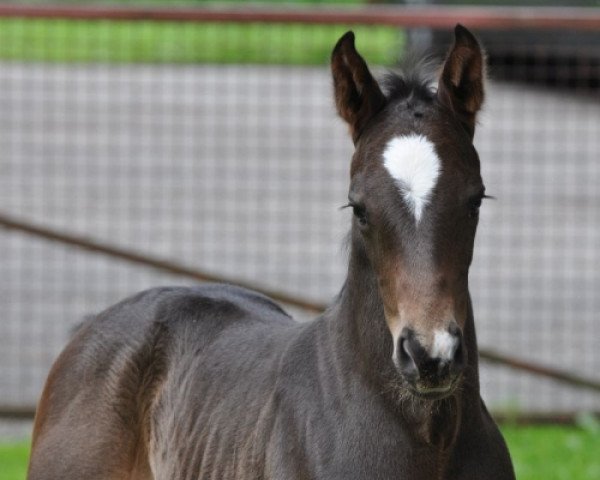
[{"xmin": 330, "ymin": 238, "xmax": 481, "ymax": 449}]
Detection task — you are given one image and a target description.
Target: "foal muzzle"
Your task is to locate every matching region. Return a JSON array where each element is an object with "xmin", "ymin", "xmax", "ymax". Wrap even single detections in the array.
[{"xmin": 397, "ymin": 326, "xmax": 466, "ymax": 399}]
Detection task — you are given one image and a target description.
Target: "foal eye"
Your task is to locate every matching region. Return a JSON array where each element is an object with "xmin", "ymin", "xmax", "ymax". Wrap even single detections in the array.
[
  {"xmin": 342, "ymin": 199, "xmax": 368, "ymax": 227},
  {"xmin": 467, "ymin": 193, "xmax": 486, "ymax": 218},
  {"xmin": 351, "ymin": 204, "xmax": 368, "ymax": 226},
  {"xmin": 469, "ymin": 197, "xmax": 482, "ymax": 210}
]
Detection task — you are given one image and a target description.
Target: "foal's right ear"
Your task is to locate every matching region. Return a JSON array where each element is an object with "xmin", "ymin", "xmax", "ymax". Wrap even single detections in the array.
[{"xmin": 331, "ymin": 31, "xmax": 386, "ymax": 144}]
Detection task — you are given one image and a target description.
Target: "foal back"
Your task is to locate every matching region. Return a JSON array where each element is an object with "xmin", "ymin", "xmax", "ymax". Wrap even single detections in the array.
[{"xmin": 28, "ymin": 285, "xmax": 295, "ymax": 480}]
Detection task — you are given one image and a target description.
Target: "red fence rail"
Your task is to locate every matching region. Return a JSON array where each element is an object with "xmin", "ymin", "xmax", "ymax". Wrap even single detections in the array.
[{"xmin": 0, "ymin": 4, "xmax": 598, "ymax": 31}]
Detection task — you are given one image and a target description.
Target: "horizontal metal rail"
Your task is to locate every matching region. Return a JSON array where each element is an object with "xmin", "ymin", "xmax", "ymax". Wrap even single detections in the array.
[
  {"xmin": 0, "ymin": 213, "xmax": 323, "ymax": 313},
  {"xmin": 2, "ymin": 212, "xmax": 599, "ymax": 394},
  {"xmin": 0, "ymin": 4, "xmax": 598, "ymax": 31}
]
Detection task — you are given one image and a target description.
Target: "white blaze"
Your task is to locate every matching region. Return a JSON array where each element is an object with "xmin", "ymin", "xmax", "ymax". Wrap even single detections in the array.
[{"xmin": 382, "ymin": 134, "xmax": 441, "ymax": 222}]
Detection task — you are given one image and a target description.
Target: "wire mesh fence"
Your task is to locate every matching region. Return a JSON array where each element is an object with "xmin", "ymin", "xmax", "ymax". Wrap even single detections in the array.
[{"xmin": 0, "ymin": 5, "xmax": 599, "ymax": 421}]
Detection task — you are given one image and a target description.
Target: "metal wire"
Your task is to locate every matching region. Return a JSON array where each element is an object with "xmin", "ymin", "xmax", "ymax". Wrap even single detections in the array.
[{"xmin": 1, "ymin": 5, "xmax": 599, "ymax": 416}]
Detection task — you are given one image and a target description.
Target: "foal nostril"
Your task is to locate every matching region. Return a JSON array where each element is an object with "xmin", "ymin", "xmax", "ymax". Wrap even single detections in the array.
[
  {"xmin": 399, "ymin": 336, "xmax": 418, "ymax": 378},
  {"xmin": 451, "ymin": 337, "xmax": 465, "ymax": 372},
  {"xmin": 398, "ymin": 328, "xmax": 422, "ymax": 380}
]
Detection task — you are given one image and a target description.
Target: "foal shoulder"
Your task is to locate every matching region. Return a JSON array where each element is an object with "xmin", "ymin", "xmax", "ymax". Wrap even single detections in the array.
[
  {"xmin": 57, "ymin": 284, "xmax": 294, "ymax": 403},
  {"xmin": 31, "ymin": 285, "xmax": 295, "ymax": 456}
]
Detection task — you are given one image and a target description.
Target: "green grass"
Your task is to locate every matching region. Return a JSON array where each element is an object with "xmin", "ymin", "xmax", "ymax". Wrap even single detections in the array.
[
  {"xmin": 2, "ymin": 425, "xmax": 599, "ymax": 480},
  {"xmin": 502, "ymin": 424, "xmax": 600, "ymax": 480},
  {"xmin": 0, "ymin": 440, "xmax": 29, "ymax": 480},
  {"xmin": 48, "ymin": 0, "xmax": 364, "ymax": 4},
  {"xmin": 0, "ymin": 18, "xmax": 402, "ymax": 65}
]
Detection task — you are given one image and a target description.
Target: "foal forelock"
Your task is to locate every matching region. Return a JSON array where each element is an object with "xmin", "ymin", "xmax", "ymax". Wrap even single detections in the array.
[{"xmin": 382, "ymin": 134, "xmax": 441, "ymax": 223}]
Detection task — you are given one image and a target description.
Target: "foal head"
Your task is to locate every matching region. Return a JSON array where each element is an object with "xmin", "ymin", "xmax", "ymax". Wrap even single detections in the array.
[{"xmin": 332, "ymin": 25, "xmax": 486, "ymax": 399}]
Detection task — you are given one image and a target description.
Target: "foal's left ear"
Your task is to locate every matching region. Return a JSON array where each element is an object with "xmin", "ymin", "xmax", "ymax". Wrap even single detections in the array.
[
  {"xmin": 331, "ymin": 31, "xmax": 386, "ymax": 144},
  {"xmin": 437, "ymin": 25, "xmax": 485, "ymax": 140}
]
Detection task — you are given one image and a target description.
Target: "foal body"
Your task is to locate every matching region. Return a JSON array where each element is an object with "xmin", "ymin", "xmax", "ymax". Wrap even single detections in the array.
[
  {"xmin": 29, "ymin": 26, "xmax": 515, "ymax": 480},
  {"xmin": 29, "ymin": 284, "xmax": 511, "ymax": 480}
]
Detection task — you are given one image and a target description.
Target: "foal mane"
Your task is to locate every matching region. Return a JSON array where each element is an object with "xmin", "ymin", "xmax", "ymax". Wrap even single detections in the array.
[{"xmin": 380, "ymin": 56, "xmax": 438, "ymax": 105}]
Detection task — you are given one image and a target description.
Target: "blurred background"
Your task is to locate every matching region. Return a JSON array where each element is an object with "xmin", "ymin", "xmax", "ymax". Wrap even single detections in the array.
[{"xmin": 0, "ymin": 0, "xmax": 599, "ymax": 478}]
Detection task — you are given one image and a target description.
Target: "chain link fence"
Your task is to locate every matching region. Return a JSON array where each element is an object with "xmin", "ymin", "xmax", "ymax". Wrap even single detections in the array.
[{"xmin": 1, "ymin": 6, "xmax": 599, "ymax": 428}]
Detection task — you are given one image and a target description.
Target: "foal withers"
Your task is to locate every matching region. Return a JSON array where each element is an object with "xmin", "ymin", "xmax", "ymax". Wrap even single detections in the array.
[{"xmin": 28, "ymin": 26, "xmax": 515, "ymax": 480}]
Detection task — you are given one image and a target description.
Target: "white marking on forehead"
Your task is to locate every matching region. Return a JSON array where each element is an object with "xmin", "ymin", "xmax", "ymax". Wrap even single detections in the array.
[
  {"xmin": 430, "ymin": 330, "xmax": 458, "ymax": 361},
  {"xmin": 382, "ymin": 134, "xmax": 441, "ymax": 223}
]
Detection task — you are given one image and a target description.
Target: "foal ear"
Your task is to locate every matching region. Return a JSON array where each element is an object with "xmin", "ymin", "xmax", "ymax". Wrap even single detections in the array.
[
  {"xmin": 437, "ymin": 24, "xmax": 485, "ymax": 139},
  {"xmin": 331, "ymin": 31, "xmax": 386, "ymax": 144}
]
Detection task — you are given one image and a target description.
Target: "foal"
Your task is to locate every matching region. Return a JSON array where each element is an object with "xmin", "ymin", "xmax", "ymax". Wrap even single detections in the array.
[{"xmin": 28, "ymin": 25, "xmax": 515, "ymax": 479}]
